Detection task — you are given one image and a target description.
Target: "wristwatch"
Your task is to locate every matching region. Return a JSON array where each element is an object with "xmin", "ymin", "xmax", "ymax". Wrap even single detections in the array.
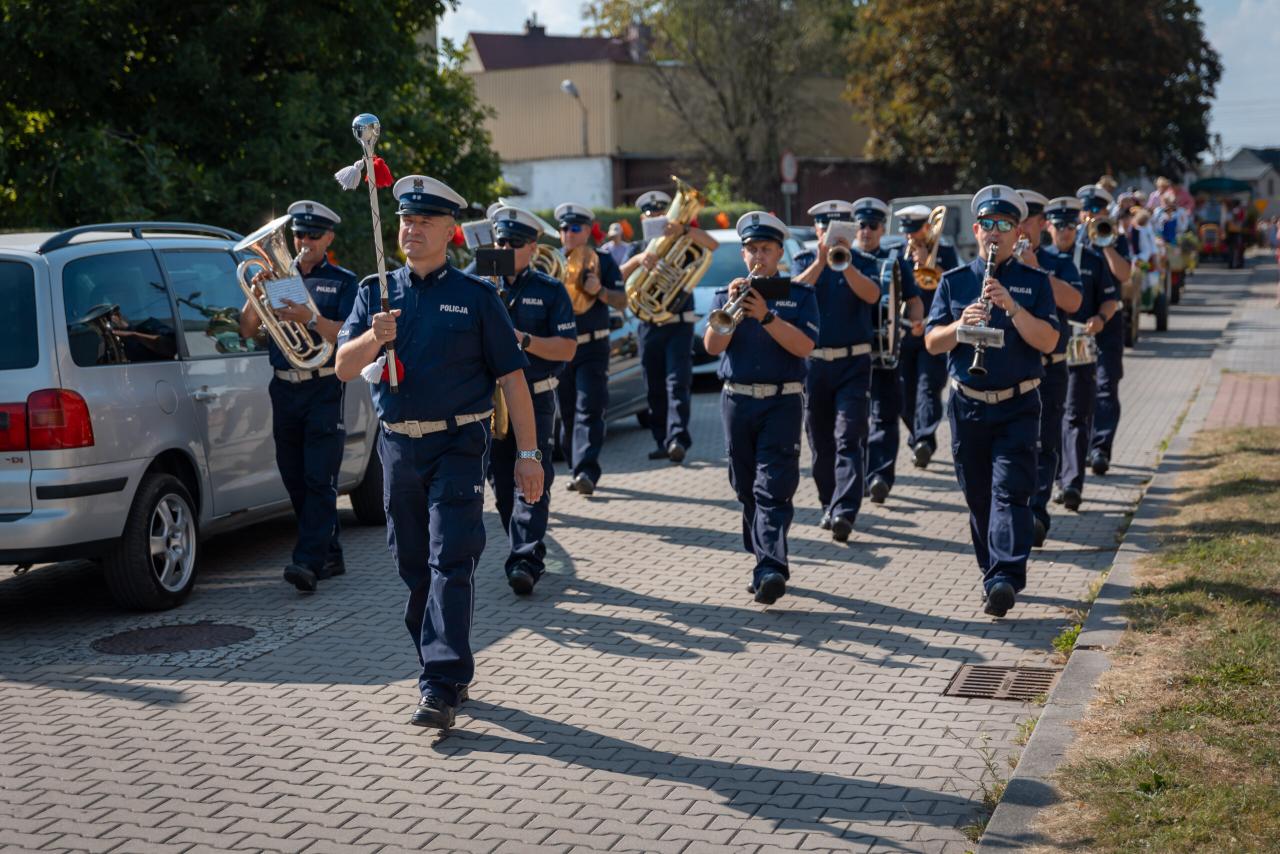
[
  {"xmin": 520, "ymin": 332, "xmax": 532, "ymax": 351},
  {"xmin": 1007, "ymin": 301, "xmax": 1022, "ymax": 318},
  {"xmin": 761, "ymin": 310, "xmax": 776, "ymax": 326},
  {"xmin": 306, "ymin": 312, "xmax": 319, "ymax": 332},
  {"xmin": 517, "ymin": 448, "xmax": 543, "ymax": 463}
]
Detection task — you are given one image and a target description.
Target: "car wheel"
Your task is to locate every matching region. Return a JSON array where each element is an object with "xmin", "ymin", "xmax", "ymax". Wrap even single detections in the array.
[
  {"xmin": 349, "ymin": 448, "xmax": 386, "ymax": 526},
  {"xmin": 102, "ymin": 473, "xmax": 198, "ymax": 611}
]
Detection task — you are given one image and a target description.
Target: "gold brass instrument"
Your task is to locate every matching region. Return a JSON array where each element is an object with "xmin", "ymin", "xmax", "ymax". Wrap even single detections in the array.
[
  {"xmin": 1086, "ymin": 213, "xmax": 1117, "ymax": 248},
  {"xmin": 234, "ymin": 215, "xmax": 333, "ymax": 371},
  {"xmin": 1065, "ymin": 320, "xmax": 1099, "ymax": 367},
  {"xmin": 625, "ymin": 176, "xmax": 714, "ymax": 323},
  {"xmin": 707, "ymin": 264, "xmax": 764, "ymax": 335},
  {"xmin": 564, "ymin": 244, "xmax": 600, "ymax": 314},
  {"xmin": 531, "ymin": 244, "xmax": 567, "ymax": 281},
  {"xmin": 911, "ymin": 206, "xmax": 948, "ymax": 291}
]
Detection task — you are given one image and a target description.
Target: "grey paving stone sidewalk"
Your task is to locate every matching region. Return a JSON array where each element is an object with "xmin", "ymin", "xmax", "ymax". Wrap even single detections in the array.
[{"xmin": 0, "ymin": 263, "xmax": 1254, "ymax": 853}]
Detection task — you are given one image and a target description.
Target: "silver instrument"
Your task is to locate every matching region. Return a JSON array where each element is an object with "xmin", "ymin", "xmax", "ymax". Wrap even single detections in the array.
[
  {"xmin": 956, "ymin": 243, "xmax": 1005, "ymax": 376},
  {"xmin": 708, "ymin": 264, "xmax": 764, "ymax": 335},
  {"xmin": 1086, "ymin": 214, "xmax": 1117, "ymax": 248},
  {"xmin": 234, "ymin": 216, "xmax": 333, "ymax": 371},
  {"xmin": 1065, "ymin": 320, "xmax": 1098, "ymax": 367},
  {"xmin": 827, "ymin": 244, "xmax": 852, "ymax": 272}
]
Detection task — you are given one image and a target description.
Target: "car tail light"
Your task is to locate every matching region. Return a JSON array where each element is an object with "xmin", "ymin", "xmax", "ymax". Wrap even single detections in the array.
[
  {"xmin": 0, "ymin": 402, "xmax": 26, "ymax": 452},
  {"xmin": 26, "ymin": 389, "xmax": 94, "ymax": 450}
]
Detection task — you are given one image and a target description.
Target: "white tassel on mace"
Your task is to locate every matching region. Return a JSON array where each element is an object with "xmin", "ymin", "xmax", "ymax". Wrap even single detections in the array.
[{"xmin": 334, "ymin": 159, "xmax": 365, "ymax": 191}]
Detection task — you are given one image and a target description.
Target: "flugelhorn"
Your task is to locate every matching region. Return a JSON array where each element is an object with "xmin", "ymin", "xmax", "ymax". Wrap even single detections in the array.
[
  {"xmin": 234, "ymin": 215, "xmax": 333, "ymax": 371},
  {"xmin": 708, "ymin": 264, "xmax": 764, "ymax": 335}
]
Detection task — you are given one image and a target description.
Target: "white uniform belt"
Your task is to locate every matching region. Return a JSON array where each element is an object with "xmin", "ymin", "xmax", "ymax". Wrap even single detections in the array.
[
  {"xmin": 530, "ymin": 376, "xmax": 559, "ymax": 395},
  {"xmin": 576, "ymin": 329, "xmax": 611, "ymax": 343},
  {"xmin": 382, "ymin": 409, "xmax": 493, "ymax": 438},
  {"xmin": 274, "ymin": 367, "xmax": 336, "ymax": 383},
  {"xmin": 723, "ymin": 381, "xmax": 805, "ymax": 399},
  {"xmin": 652, "ymin": 311, "xmax": 699, "ymax": 326},
  {"xmin": 1042, "ymin": 352, "xmax": 1068, "ymax": 365},
  {"xmin": 810, "ymin": 343, "xmax": 873, "ymax": 362},
  {"xmin": 949, "ymin": 377, "xmax": 1041, "ymax": 405}
]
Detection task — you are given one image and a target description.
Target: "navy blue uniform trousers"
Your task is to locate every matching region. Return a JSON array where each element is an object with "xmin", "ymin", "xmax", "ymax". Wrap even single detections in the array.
[
  {"xmin": 556, "ymin": 337, "xmax": 609, "ymax": 483},
  {"xmin": 1059, "ymin": 364, "xmax": 1097, "ymax": 494},
  {"xmin": 269, "ymin": 376, "xmax": 344, "ymax": 572},
  {"xmin": 1091, "ymin": 349, "xmax": 1123, "ymax": 459},
  {"xmin": 380, "ymin": 423, "xmax": 489, "ymax": 706},
  {"xmin": 949, "ymin": 389, "xmax": 1040, "ymax": 593},
  {"xmin": 488, "ymin": 388, "xmax": 557, "ymax": 577},
  {"xmin": 1032, "ymin": 361, "xmax": 1069, "ymax": 531},
  {"xmin": 804, "ymin": 355, "xmax": 870, "ymax": 522},
  {"xmin": 868, "ymin": 366, "xmax": 903, "ymax": 489},
  {"xmin": 899, "ymin": 337, "xmax": 947, "ymax": 453},
  {"xmin": 723, "ymin": 391, "xmax": 802, "ymax": 584},
  {"xmin": 639, "ymin": 321, "xmax": 694, "ymax": 452}
]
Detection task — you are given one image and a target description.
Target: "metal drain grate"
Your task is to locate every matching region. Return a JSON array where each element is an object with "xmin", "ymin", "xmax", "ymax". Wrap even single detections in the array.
[
  {"xmin": 944, "ymin": 665, "xmax": 1060, "ymax": 700},
  {"xmin": 92, "ymin": 622, "xmax": 255, "ymax": 655}
]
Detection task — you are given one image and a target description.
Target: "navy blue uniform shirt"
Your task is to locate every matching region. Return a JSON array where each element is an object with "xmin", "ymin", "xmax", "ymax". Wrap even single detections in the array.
[
  {"xmin": 479, "ymin": 265, "xmax": 577, "ymax": 384},
  {"xmin": 790, "ymin": 248, "xmax": 877, "ymax": 348},
  {"xmin": 1063, "ymin": 243, "xmax": 1119, "ymax": 324},
  {"xmin": 1036, "ymin": 246, "xmax": 1082, "ymax": 355},
  {"xmin": 926, "ymin": 256, "xmax": 1057, "ymax": 390},
  {"xmin": 712, "ymin": 280, "xmax": 820, "ymax": 384},
  {"xmin": 1078, "ymin": 230, "xmax": 1130, "ymax": 348},
  {"xmin": 572, "ymin": 249, "xmax": 625, "ymax": 335},
  {"xmin": 339, "ymin": 263, "xmax": 528, "ymax": 423},
  {"xmin": 268, "ymin": 258, "xmax": 358, "ymax": 370}
]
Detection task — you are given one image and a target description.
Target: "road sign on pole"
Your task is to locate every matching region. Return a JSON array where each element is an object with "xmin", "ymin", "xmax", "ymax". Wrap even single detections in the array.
[{"xmin": 779, "ymin": 150, "xmax": 798, "ymax": 183}]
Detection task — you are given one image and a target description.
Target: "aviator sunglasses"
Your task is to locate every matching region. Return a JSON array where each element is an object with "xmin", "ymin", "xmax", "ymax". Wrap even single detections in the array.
[
  {"xmin": 976, "ymin": 217, "xmax": 1016, "ymax": 234},
  {"xmin": 559, "ymin": 223, "xmax": 584, "ymax": 233},
  {"xmin": 294, "ymin": 230, "xmax": 327, "ymax": 241},
  {"xmin": 496, "ymin": 237, "xmax": 529, "ymax": 249}
]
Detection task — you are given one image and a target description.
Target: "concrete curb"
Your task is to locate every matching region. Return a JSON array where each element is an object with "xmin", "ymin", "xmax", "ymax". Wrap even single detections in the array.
[{"xmin": 976, "ymin": 263, "xmax": 1266, "ymax": 852}]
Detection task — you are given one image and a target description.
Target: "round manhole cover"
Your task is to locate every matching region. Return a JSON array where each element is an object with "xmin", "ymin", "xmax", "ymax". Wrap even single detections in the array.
[{"xmin": 92, "ymin": 622, "xmax": 255, "ymax": 655}]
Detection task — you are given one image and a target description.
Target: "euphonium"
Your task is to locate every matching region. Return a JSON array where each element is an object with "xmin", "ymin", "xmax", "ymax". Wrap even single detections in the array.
[
  {"xmin": 1087, "ymin": 214, "xmax": 1117, "ymax": 248},
  {"xmin": 234, "ymin": 215, "xmax": 333, "ymax": 371},
  {"xmin": 563, "ymin": 245, "xmax": 601, "ymax": 314},
  {"xmin": 531, "ymin": 244, "xmax": 566, "ymax": 281},
  {"xmin": 625, "ymin": 175, "xmax": 714, "ymax": 323},
  {"xmin": 707, "ymin": 264, "xmax": 764, "ymax": 335},
  {"xmin": 911, "ymin": 206, "xmax": 948, "ymax": 291}
]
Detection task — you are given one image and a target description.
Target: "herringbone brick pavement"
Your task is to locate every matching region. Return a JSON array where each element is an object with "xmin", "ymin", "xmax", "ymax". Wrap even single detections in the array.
[{"xmin": 0, "ymin": 262, "xmax": 1264, "ymax": 853}]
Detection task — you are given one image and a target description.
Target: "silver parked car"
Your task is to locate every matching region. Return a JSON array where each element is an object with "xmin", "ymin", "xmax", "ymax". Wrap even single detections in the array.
[{"xmin": 0, "ymin": 223, "xmax": 382, "ymax": 610}]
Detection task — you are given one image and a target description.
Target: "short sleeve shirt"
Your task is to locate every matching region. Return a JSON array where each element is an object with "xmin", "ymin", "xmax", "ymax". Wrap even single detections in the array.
[
  {"xmin": 713, "ymin": 281, "xmax": 820, "ymax": 385},
  {"xmin": 268, "ymin": 258, "xmax": 358, "ymax": 371}
]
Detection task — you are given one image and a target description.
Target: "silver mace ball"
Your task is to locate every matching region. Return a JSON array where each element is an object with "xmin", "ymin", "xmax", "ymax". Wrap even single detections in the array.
[{"xmin": 352, "ymin": 113, "xmax": 381, "ymax": 146}]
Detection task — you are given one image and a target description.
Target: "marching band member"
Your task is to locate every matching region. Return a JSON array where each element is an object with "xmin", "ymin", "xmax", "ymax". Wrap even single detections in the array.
[
  {"xmin": 470, "ymin": 206, "xmax": 578, "ymax": 596},
  {"xmin": 553, "ymin": 202, "xmax": 628, "ymax": 496},
  {"xmin": 621, "ymin": 189, "xmax": 719, "ymax": 463},
  {"xmin": 238, "ymin": 200, "xmax": 357, "ymax": 593},
  {"xmin": 704, "ymin": 212, "xmax": 818, "ymax": 605},
  {"xmin": 1050, "ymin": 197, "xmax": 1121, "ymax": 511},
  {"xmin": 1076, "ymin": 185, "xmax": 1131, "ymax": 479},
  {"xmin": 895, "ymin": 204, "xmax": 958, "ymax": 469},
  {"xmin": 925, "ymin": 186, "xmax": 1058, "ymax": 618},
  {"xmin": 1017, "ymin": 190, "xmax": 1081, "ymax": 546},
  {"xmin": 857, "ymin": 197, "xmax": 923, "ymax": 504},
  {"xmin": 793, "ymin": 200, "xmax": 879, "ymax": 541},
  {"xmin": 335, "ymin": 175, "xmax": 543, "ymax": 730}
]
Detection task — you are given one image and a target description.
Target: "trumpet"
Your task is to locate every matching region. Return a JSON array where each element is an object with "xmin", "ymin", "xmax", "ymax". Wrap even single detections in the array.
[
  {"xmin": 828, "ymin": 244, "xmax": 852, "ymax": 272},
  {"xmin": 708, "ymin": 264, "xmax": 764, "ymax": 335},
  {"xmin": 1087, "ymin": 214, "xmax": 1117, "ymax": 248}
]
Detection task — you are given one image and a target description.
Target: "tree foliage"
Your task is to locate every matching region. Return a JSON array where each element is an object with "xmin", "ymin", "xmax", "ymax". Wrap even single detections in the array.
[
  {"xmin": 585, "ymin": 0, "xmax": 840, "ymax": 205},
  {"xmin": 843, "ymin": 0, "xmax": 1221, "ymax": 190},
  {"xmin": 0, "ymin": 0, "xmax": 501, "ymax": 272}
]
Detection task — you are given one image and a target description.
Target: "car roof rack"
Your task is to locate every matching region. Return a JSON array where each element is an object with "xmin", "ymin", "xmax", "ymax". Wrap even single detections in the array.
[{"xmin": 37, "ymin": 222, "xmax": 242, "ymax": 254}]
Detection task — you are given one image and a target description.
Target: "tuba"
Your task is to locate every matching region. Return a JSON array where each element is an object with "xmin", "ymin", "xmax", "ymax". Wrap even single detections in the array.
[
  {"xmin": 564, "ymin": 244, "xmax": 601, "ymax": 314},
  {"xmin": 234, "ymin": 215, "xmax": 333, "ymax": 371},
  {"xmin": 531, "ymin": 244, "xmax": 567, "ymax": 281},
  {"xmin": 625, "ymin": 176, "xmax": 714, "ymax": 323},
  {"xmin": 911, "ymin": 206, "xmax": 948, "ymax": 291}
]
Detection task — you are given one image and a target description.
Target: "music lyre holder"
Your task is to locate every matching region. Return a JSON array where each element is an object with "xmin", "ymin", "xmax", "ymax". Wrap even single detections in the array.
[{"xmin": 955, "ymin": 324, "xmax": 1004, "ymax": 348}]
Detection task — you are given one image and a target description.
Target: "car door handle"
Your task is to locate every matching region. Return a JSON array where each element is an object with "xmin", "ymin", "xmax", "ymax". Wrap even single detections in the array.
[{"xmin": 192, "ymin": 389, "xmax": 219, "ymax": 402}]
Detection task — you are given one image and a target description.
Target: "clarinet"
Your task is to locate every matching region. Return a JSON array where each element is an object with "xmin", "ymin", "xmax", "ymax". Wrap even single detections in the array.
[{"xmin": 969, "ymin": 242, "xmax": 999, "ymax": 377}]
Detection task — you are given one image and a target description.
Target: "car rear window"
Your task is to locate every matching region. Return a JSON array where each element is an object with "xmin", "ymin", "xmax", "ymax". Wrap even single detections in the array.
[{"xmin": 0, "ymin": 261, "xmax": 38, "ymax": 370}]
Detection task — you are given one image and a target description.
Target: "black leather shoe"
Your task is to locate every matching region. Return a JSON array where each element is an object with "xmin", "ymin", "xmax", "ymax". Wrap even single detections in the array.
[
  {"xmin": 573, "ymin": 473, "xmax": 595, "ymax": 496},
  {"xmin": 507, "ymin": 564, "xmax": 536, "ymax": 596},
  {"xmin": 912, "ymin": 443, "xmax": 933, "ymax": 469},
  {"xmin": 1062, "ymin": 487, "xmax": 1082, "ymax": 512},
  {"xmin": 565, "ymin": 478, "xmax": 578, "ymax": 492},
  {"xmin": 647, "ymin": 447, "xmax": 669, "ymax": 460},
  {"xmin": 1090, "ymin": 451, "xmax": 1110, "ymax": 476},
  {"xmin": 983, "ymin": 581, "xmax": 1016, "ymax": 618},
  {"xmin": 831, "ymin": 515, "xmax": 853, "ymax": 543},
  {"xmin": 316, "ymin": 557, "xmax": 345, "ymax": 580},
  {"xmin": 410, "ymin": 694, "xmax": 455, "ymax": 730},
  {"xmin": 1052, "ymin": 487, "xmax": 1066, "ymax": 505},
  {"xmin": 1033, "ymin": 518, "xmax": 1047, "ymax": 549},
  {"xmin": 752, "ymin": 571, "xmax": 786, "ymax": 605},
  {"xmin": 868, "ymin": 476, "xmax": 890, "ymax": 504},
  {"xmin": 819, "ymin": 511, "xmax": 832, "ymax": 531},
  {"xmin": 667, "ymin": 442, "xmax": 686, "ymax": 464},
  {"xmin": 283, "ymin": 563, "xmax": 317, "ymax": 593}
]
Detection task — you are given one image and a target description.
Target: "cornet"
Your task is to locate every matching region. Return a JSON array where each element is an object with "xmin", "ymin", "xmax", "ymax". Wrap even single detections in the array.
[{"xmin": 708, "ymin": 264, "xmax": 764, "ymax": 335}]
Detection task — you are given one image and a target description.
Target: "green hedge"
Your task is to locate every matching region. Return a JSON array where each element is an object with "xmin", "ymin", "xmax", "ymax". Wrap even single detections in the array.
[{"xmin": 530, "ymin": 202, "xmax": 764, "ymax": 238}]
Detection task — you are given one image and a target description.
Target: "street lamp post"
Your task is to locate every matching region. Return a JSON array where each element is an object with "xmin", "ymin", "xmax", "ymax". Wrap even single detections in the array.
[{"xmin": 560, "ymin": 78, "xmax": 588, "ymax": 157}]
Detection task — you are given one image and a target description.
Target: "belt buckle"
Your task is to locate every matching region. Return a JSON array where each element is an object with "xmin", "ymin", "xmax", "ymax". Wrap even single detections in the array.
[
  {"xmin": 753, "ymin": 385, "xmax": 769, "ymax": 399},
  {"xmin": 406, "ymin": 421, "xmax": 423, "ymax": 439},
  {"xmin": 983, "ymin": 389, "xmax": 999, "ymax": 405}
]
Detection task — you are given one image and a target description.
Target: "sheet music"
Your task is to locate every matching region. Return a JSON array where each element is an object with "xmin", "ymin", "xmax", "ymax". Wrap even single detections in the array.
[
  {"xmin": 264, "ymin": 275, "xmax": 311, "ymax": 310},
  {"xmin": 641, "ymin": 216, "xmax": 669, "ymax": 242}
]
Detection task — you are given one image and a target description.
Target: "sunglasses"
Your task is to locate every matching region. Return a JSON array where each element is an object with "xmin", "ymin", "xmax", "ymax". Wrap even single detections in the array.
[
  {"xmin": 495, "ymin": 237, "xmax": 529, "ymax": 249},
  {"xmin": 977, "ymin": 217, "xmax": 1016, "ymax": 233},
  {"xmin": 294, "ymin": 230, "xmax": 327, "ymax": 241},
  {"xmin": 560, "ymin": 223, "xmax": 584, "ymax": 233},
  {"xmin": 855, "ymin": 221, "xmax": 882, "ymax": 230},
  {"xmin": 1082, "ymin": 204, "xmax": 1107, "ymax": 214}
]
